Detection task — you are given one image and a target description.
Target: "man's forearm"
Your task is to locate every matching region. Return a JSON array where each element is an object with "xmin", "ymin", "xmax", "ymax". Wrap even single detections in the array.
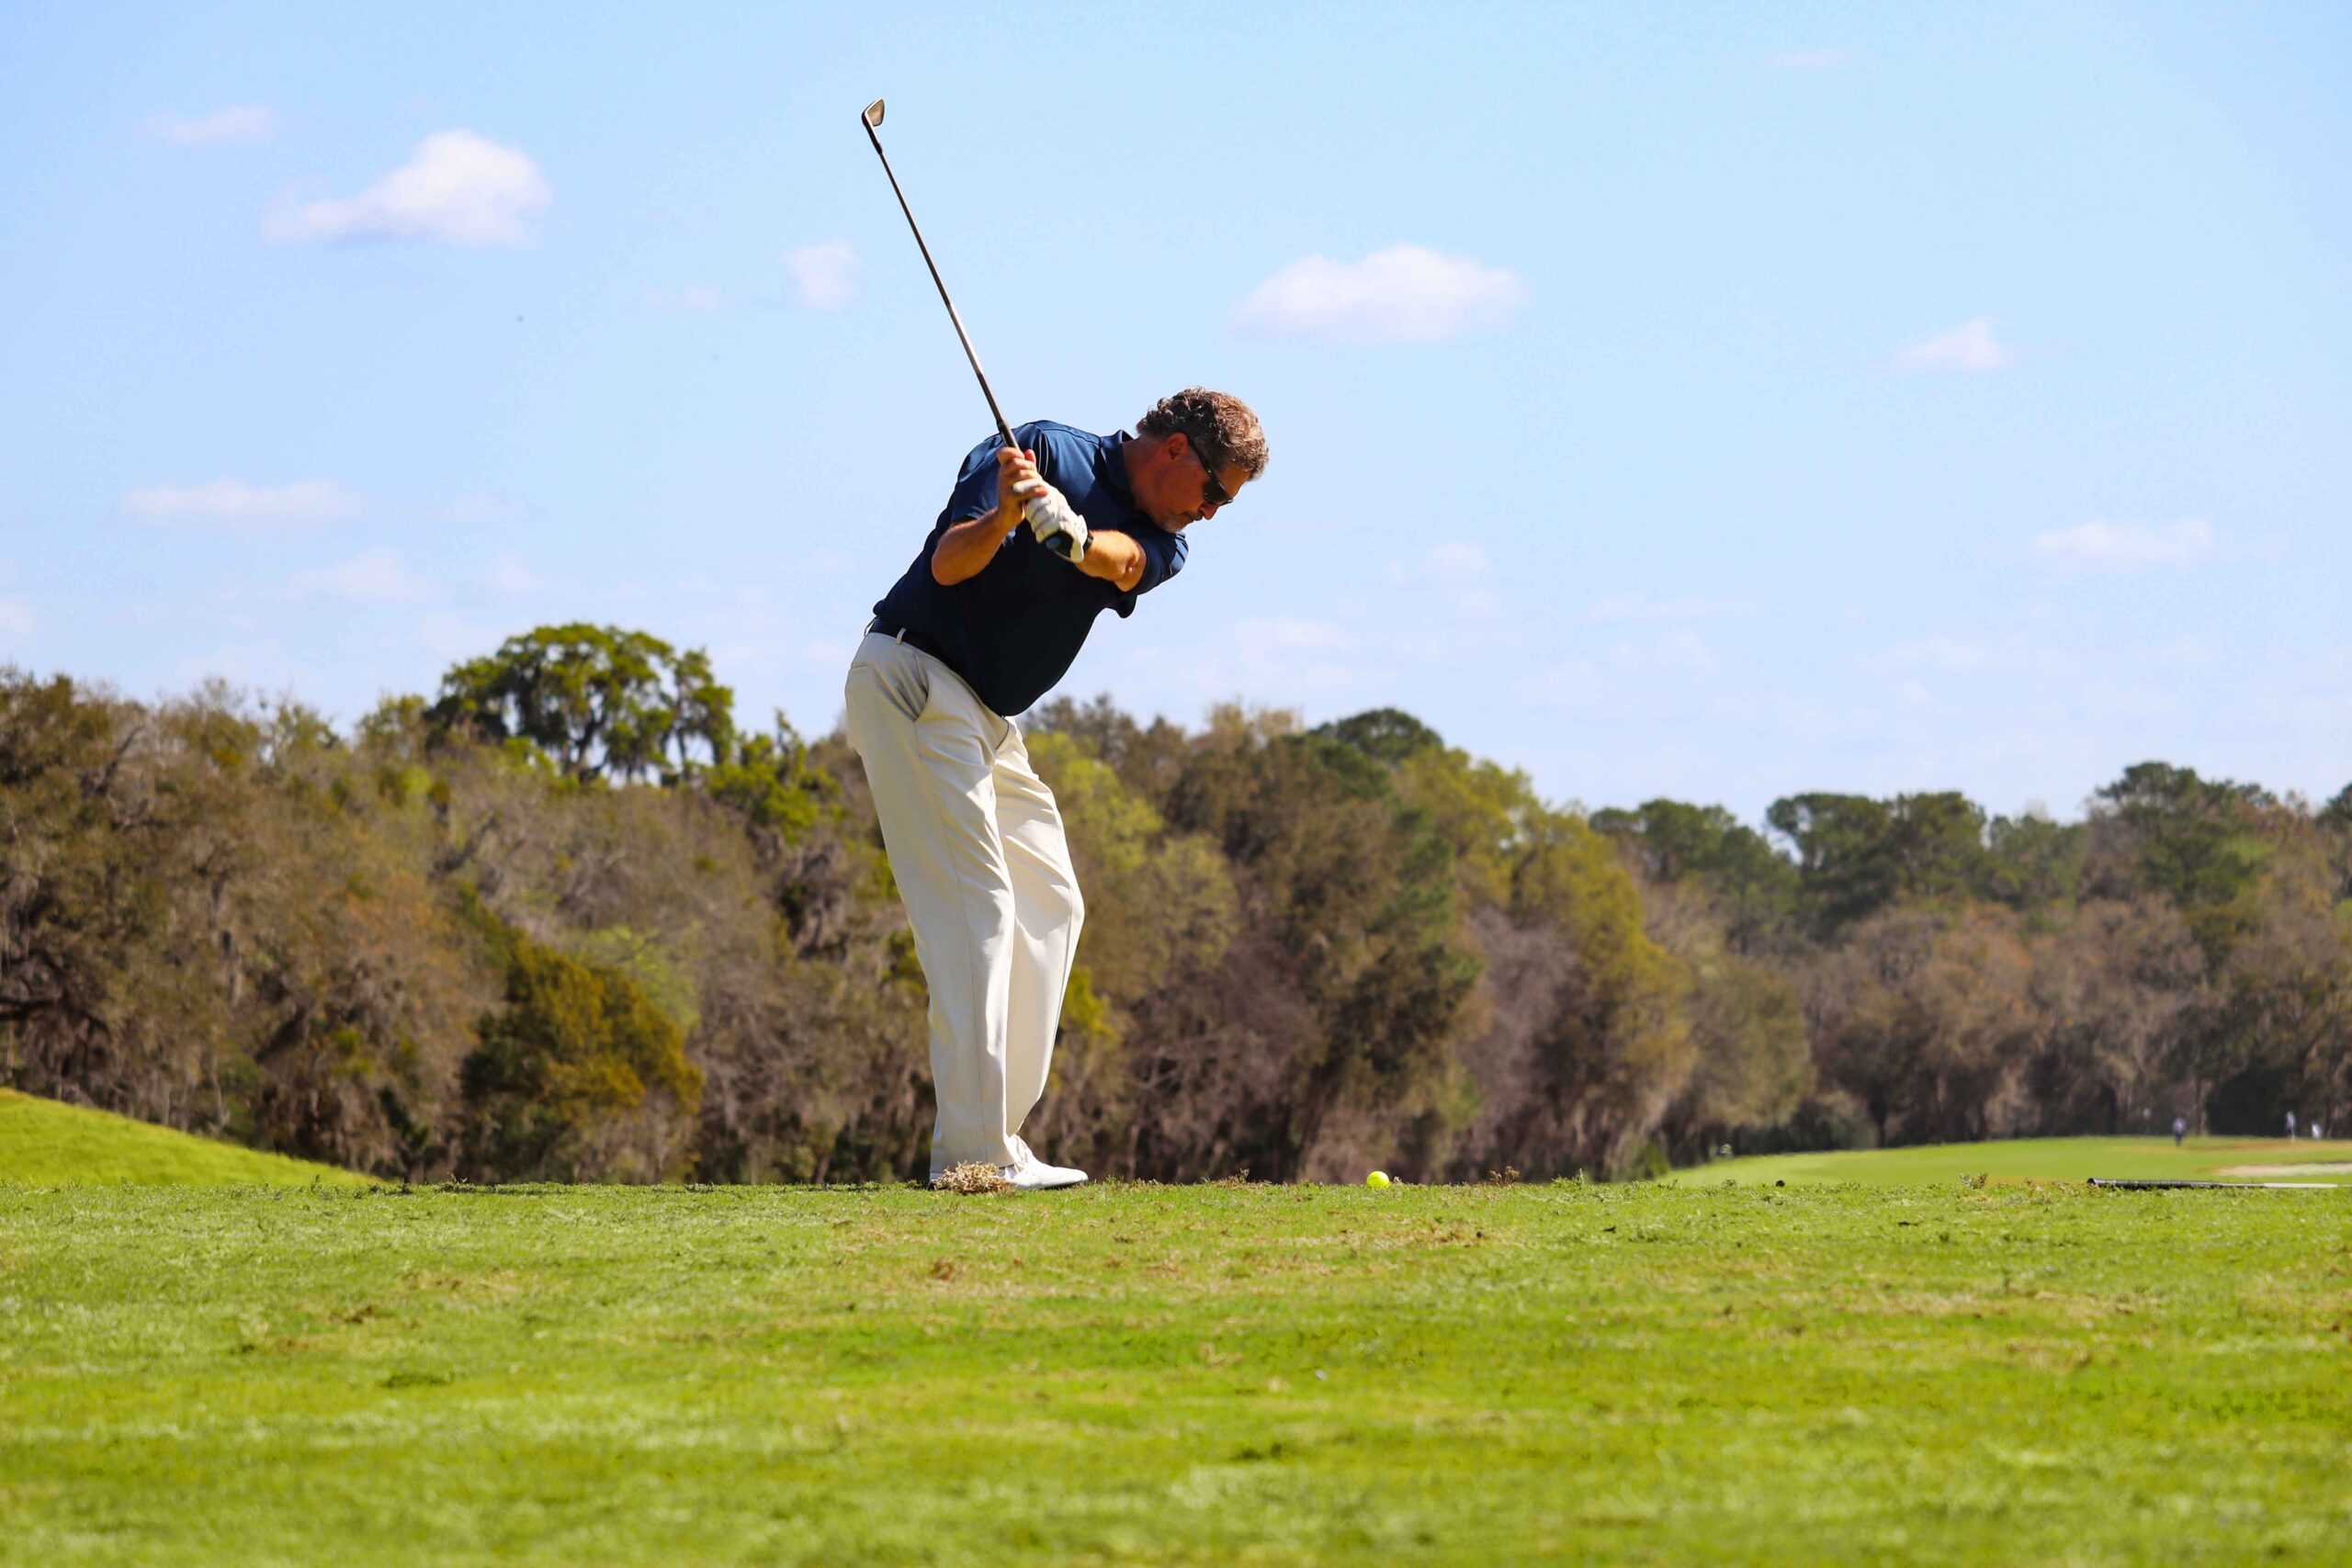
[
  {"xmin": 931, "ymin": 508, "xmax": 1021, "ymax": 585},
  {"xmin": 934, "ymin": 513, "xmax": 1146, "ymax": 592},
  {"xmin": 1075, "ymin": 529, "xmax": 1145, "ymax": 592}
]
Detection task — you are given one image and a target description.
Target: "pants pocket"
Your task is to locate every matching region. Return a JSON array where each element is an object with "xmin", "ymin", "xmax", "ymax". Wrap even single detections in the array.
[{"xmin": 868, "ymin": 639, "xmax": 932, "ymax": 724}]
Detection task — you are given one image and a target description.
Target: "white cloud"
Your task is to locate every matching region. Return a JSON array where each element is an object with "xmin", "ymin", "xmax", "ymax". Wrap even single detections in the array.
[
  {"xmin": 1233, "ymin": 244, "xmax": 1529, "ymax": 344},
  {"xmin": 0, "ymin": 599, "xmax": 32, "ymax": 640},
  {"xmin": 288, "ymin": 547, "xmax": 424, "ymax": 604},
  {"xmin": 125, "ymin": 479, "xmax": 361, "ymax": 531},
  {"xmin": 1894, "ymin": 317, "xmax": 2017, "ymax": 372},
  {"xmin": 786, "ymin": 243, "xmax": 858, "ymax": 310},
  {"xmin": 2030, "ymin": 519, "xmax": 2216, "ymax": 569},
  {"xmin": 1770, "ymin": 51, "xmax": 1853, "ymax": 71},
  {"xmin": 146, "ymin": 105, "xmax": 280, "ymax": 148},
  {"xmin": 646, "ymin": 285, "xmax": 728, "ymax": 311},
  {"xmin": 265, "ymin": 130, "xmax": 551, "ymax": 247}
]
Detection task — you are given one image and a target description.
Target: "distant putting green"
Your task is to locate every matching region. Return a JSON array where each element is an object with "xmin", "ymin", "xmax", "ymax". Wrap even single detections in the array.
[
  {"xmin": 3, "ymin": 1179, "xmax": 2348, "ymax": 1565},
  {"xmin": 1659, "ymin": 1134, "xmax": 2352, "ymax": 1188},
  {"xmin": 0, "ymin": 1089, "xmax": 376, "ymax": 1188}
]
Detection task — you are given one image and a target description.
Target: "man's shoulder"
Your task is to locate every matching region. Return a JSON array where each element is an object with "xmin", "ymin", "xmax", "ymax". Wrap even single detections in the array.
[
  {"xmin": 962, "ymin": 421, "xmax": 1113, "ymax": 480},
  {"xmin": 1017, "ymin": 420, "xmax": 1114, "ymax": 457}
]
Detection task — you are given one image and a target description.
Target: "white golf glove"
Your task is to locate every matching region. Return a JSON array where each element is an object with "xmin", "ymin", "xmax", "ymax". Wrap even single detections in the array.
[{"xmin": 1016, "ymin": 479, "xmax": 1090, "ymax": 564}]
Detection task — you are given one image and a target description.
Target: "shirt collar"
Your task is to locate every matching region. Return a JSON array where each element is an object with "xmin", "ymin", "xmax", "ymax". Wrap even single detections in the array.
[{"xmin": 1098, "ymin": 431, "xmax": 1138, "ymax": 507}]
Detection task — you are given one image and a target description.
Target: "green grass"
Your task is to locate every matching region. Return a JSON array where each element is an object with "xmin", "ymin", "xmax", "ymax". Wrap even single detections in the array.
[
  {"xmin": 0, "ymin": 1089, "xmax": 376, "ymax": 1188},
  {"xmin": 1658, "ymin": 1135, "xmax": 2352, "ymax": 1189},
  {"xmin": 3, "ymin": 1179, "xmax": 2348, "ymax": 1565}
]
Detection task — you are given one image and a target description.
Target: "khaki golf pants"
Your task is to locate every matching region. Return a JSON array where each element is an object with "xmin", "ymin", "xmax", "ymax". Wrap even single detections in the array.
[{"xmin": 843, "ymin": 630, "xmax": 1083, "ymax": 1174}]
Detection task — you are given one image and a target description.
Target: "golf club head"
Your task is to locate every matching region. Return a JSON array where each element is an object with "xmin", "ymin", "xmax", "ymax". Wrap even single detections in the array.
[{"xmin": 862, "ymin": 99, "xmax": 885, "ymax": 129}]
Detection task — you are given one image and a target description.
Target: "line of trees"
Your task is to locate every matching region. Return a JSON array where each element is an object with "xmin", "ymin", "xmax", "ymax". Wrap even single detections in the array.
[{"xmin": 5, "ymin": 626, "xmax": 2346, "ymax": 1183}]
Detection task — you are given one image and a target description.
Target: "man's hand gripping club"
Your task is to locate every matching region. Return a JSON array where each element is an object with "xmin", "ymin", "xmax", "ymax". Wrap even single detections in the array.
[
  {"xmin": 1002, "ymin": 447, "xmax": 1089, "ymax": 563},
  {"xmin": 933, "ymin": 446, "xmax": 1152, "ymax": 589}
]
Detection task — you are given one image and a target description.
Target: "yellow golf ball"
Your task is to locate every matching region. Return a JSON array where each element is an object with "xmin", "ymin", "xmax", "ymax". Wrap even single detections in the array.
[{"xmin": 1365, "ymin": 1171, "xmax": 1391, "ymax": 1189}]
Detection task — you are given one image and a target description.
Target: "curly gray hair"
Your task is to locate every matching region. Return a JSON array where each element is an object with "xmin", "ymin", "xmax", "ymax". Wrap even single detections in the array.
[{"xmin": 1136, "ymin": 389, "xmax": 1268, "ymax": 480}]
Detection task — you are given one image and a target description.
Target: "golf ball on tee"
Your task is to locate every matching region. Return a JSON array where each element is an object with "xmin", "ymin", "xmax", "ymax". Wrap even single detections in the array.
[{"xmin": 1365, "ymin": 1171, "xmax": 1391, "ymax": 1189}]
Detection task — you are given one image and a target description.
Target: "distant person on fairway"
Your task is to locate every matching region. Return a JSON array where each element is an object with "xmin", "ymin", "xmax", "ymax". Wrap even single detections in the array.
[
  {"xmin": 845, "ymin": 389, "xmax": 1267, "ymax": 1190},
  {"xmin": 2173, "ymin": 1115, "xmax": 2187, "ymax": 1147}
]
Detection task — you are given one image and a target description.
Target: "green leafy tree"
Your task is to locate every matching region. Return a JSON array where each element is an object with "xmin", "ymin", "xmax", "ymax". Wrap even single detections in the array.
[
  {"xmin": 1808, "ymin": 905, "xmax": 2037, "ymax": 1145},
  {"xmin": 705, "ymin": 716, "xmax": 833, "ymax": 844},
  {"xmin": 1159, "ymin": 707, "xmax": 1482, "ymax": 1178},
  {"xmin": 430, "ymin": 625, "xmax": 735, "ymax": 784},
  {"xmin": 1317, "ymin": 707, "xmax": 1446, "ymax": 766},
  {"xmin": 2193, "ymin": 830, "xmax": 2352, "ymax": 1134},
  {"xmin": 2086, "ymin": 762, "xmax": 2277, "ymax": 965},
  {"xmin": 1766, "ymin": 791, "xmax": 1996, "ymax": 935},
  {"xmin": 1319, "ymin": 714, "xmax": 1705, "ymax": 1178},
  {"xmin": 1028, "ymin": 694, "xmax": 1195, "ymax": 815},
  {"xmin": 1678, "ymin": 955, "xmax": 1811, "ymax": 1146},
  {"xmin": 460, "ymin": 927, "xmax": 704, "ymax": 1180},
  {"xmin": 2318, "ymin": 784, "xmax": 2352, "ymax": 908},
  {"xmin": 1592, "ymin": 799, "xmax": 1803, "ymax": 954},
  {"xmin": 1985, "ymin": 808, "xmax": 2086, "ymax": 915},
  {"xmin": 1498, "ymin": 811, "xmax": 1695, "ymax": 1175},
  {"xmin": 0, "ymin": 673, "xmax": 173, "ymax": 1097},
  {"xmin": 1020, "ymin": 731, "xmax": 1238, "ymax": 1175},
  {"xmin": 2023, "ymin": 898, "xmax": 2203, "ymax": 1134}
]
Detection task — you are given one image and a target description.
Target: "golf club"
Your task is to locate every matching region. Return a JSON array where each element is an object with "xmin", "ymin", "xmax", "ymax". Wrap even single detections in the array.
[
  {"xmin": 859, "ymin": 98, "xmax": 1017, "ymax": 453},
  {"xmin": 859, "ymin": 97, "xmax": 1085, "ymax": 561}
]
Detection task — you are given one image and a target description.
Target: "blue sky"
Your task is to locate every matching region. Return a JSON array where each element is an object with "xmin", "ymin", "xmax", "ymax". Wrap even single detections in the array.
[{"xmin": 3, "ymin": 2, "xmax": 2346, "ymax": 822}]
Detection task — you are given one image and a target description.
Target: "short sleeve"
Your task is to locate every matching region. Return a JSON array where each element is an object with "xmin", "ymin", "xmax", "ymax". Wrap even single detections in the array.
[
  {"xmin": 944, "ymin": 437, "xmax": 1008, "ymax": 523},
  {"xmin": 946, "ymin": 423, "xmax": 1070, "ymax": 524},
  {"xmin": 1112, "ymin": 524, "xmax": 1187, "ymax": 616},
  {"xmin": 1133, "ymin": 525, "xmax": 1186, "ymax": 594}
]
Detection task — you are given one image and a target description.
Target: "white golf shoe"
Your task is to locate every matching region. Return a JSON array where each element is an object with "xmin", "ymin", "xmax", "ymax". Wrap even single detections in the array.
[
  {"xmin": 926, "ymin": 1136, "xmax": 1088, "ymax": 1190},
  {"xmin": 1005, "ymin": 1135, "xmax": 1088, "ymax": 1190}
]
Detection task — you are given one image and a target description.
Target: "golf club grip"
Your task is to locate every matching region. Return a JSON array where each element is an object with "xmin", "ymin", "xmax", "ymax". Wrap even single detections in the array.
[{"xmin": 859, "ymin": 119, "xmax": 1020, "ymax": 456}]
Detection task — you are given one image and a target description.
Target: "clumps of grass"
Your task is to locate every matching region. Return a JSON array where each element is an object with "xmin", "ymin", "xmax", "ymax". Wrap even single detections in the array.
[{"xmin": 931, "ymin": 1162, "xmax": 1012, "ymax": 1195}]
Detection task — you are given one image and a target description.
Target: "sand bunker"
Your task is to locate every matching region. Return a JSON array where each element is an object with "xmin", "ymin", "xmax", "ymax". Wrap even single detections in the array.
[{"xmin": 2216, "ymin": 1163, "xmax": 2352, "ymax": 1178}]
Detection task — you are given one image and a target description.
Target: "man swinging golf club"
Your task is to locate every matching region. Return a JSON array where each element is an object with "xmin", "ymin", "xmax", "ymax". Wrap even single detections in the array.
[
  {"xmin": 846, "ymin": 100, "xmax": 1266, "ymax": 1189},
  {"xmin": 846, "ymin": 391, "xmax": 1267, "ymax": 1189}
]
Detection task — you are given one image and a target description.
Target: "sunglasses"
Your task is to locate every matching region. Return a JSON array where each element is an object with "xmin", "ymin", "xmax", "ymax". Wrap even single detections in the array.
[{"xmin": 1188, "ymin": 439, "xmax": 1233, "ymax": 510}]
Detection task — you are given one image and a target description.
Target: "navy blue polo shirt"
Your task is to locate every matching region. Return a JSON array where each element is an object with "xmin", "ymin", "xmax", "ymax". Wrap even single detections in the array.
[{"xmin": 870, "ymin": 421, "xmax": 1188, "ymax": 716}]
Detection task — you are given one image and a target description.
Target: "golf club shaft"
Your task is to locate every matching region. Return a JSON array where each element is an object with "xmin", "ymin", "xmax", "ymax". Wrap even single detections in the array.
[{"xmin": 860, "ymin": 110, "xmax": 1019, "ymax": 453}]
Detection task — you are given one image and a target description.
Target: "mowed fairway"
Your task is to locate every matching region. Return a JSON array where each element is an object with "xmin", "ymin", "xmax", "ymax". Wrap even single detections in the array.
[
  {"xmin": 1659, "ymin": 1135, "xmax": 2352, "ymax": 1190},
  {"xmin": 3, "ymin": 1179, "xmax": 2349, "ymax": 1566}
]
